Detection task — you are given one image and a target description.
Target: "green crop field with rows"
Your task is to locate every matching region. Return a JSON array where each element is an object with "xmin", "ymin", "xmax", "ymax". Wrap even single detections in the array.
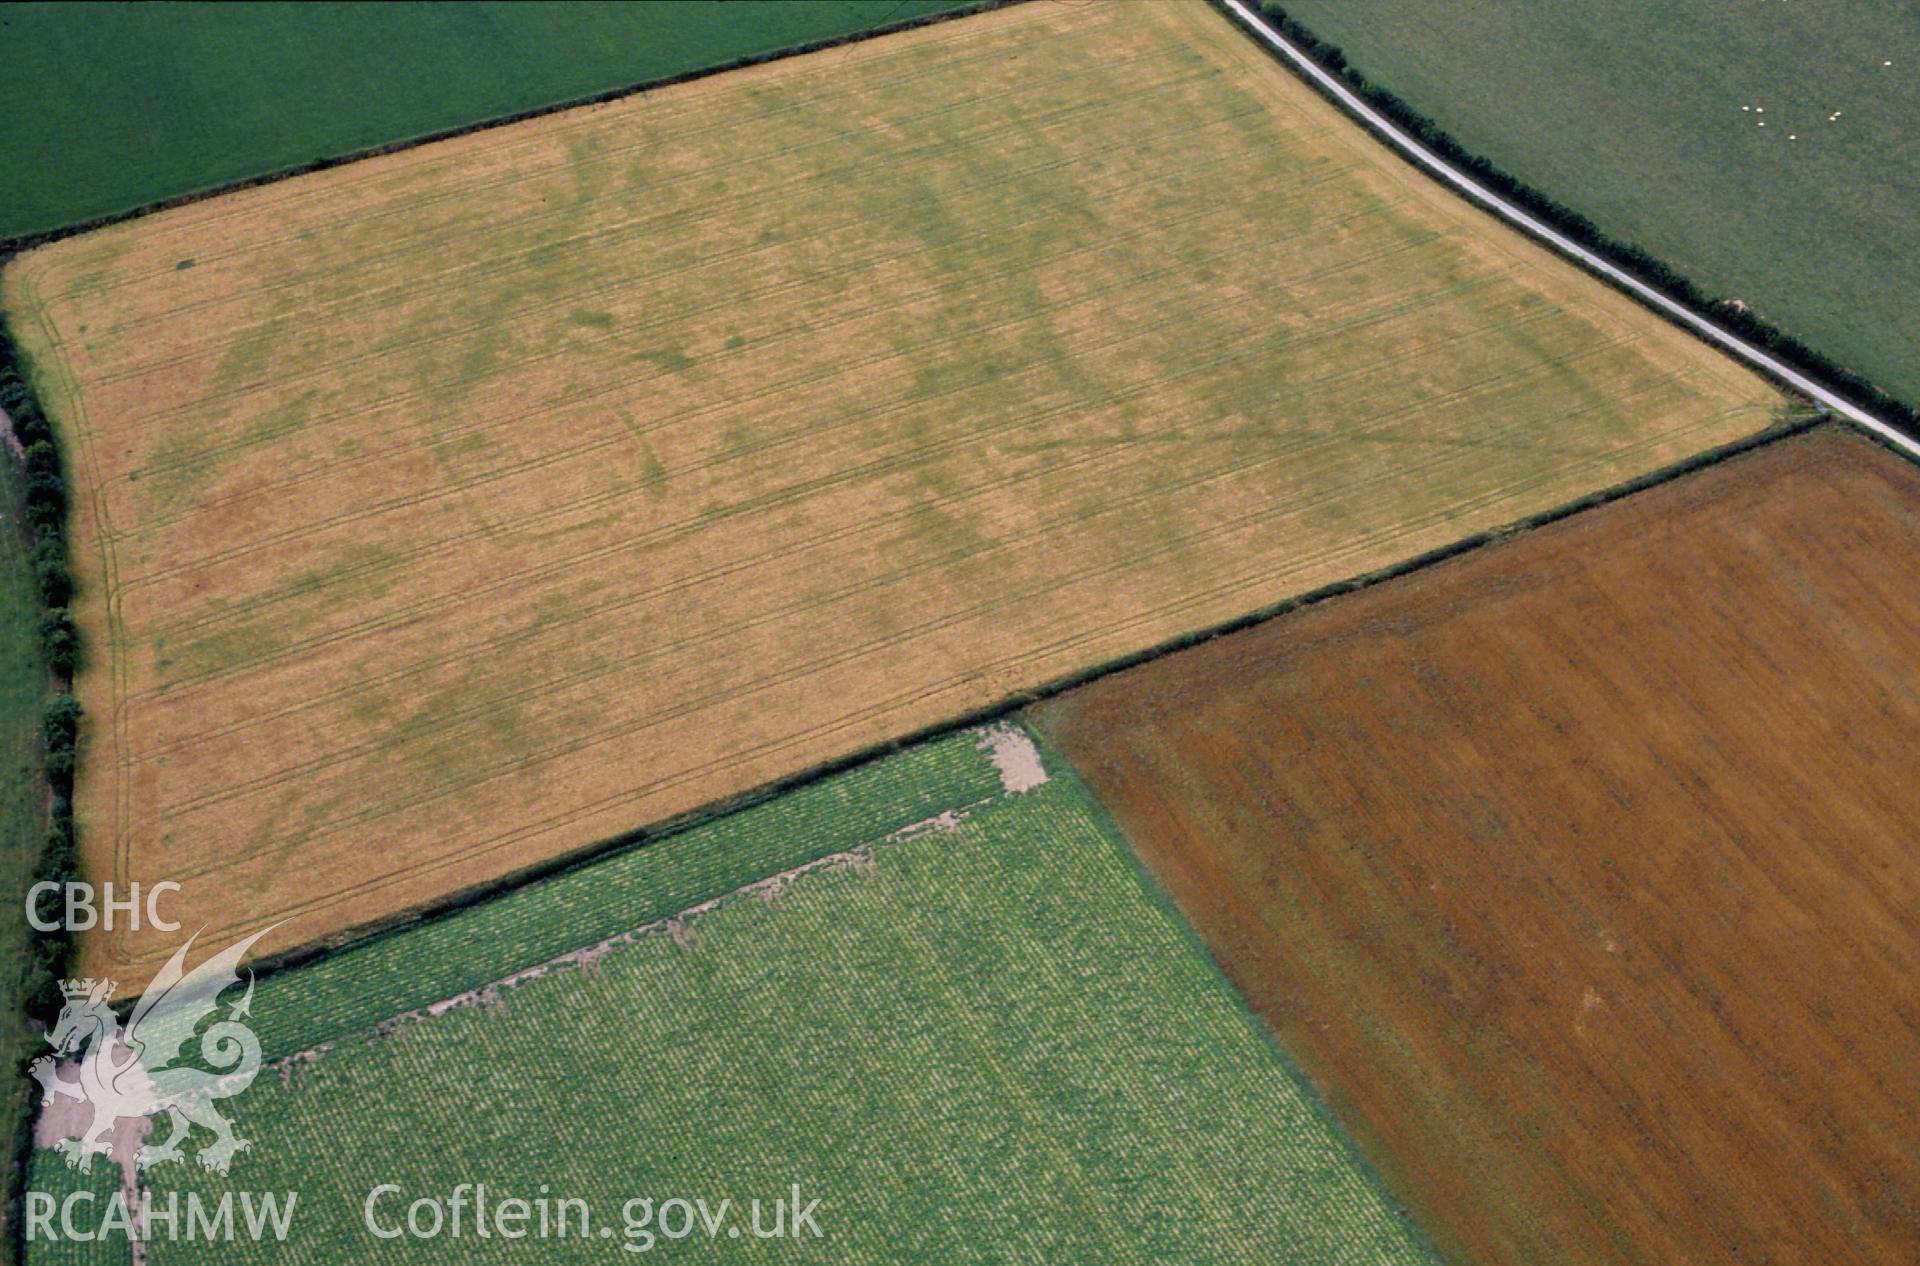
[{"xmin": 28, "ymin": 729, "xmax": 1434, "ymax": 1264}]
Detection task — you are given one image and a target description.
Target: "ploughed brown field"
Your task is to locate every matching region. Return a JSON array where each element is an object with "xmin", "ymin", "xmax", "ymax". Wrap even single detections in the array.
[{"xmin": 1033, "ymin": 427, "xmax": 1920, "ymax": 1265}]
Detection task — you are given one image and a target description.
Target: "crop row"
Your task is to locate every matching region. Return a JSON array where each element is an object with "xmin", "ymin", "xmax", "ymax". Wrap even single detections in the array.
[
  {"xmin": 245, "ymin": 731, "xmax": 1002, "ymax": 1060},
  {"xmin": 135, "ymin": 744, "xmax": 1436, "ymax": 1264}
]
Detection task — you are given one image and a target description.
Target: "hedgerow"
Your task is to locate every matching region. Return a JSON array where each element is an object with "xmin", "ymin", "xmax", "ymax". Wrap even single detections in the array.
[
  {"xmin": 245, "ymin": 730, "xmax": 1004, "ymax": 1060},
  {"xmin": 1242, "ymin": 1, "xmax": 1919, "ymax": 442},
  {"xmin": 0, "ymin": 312, "xmax": 79, "ymax": 1029},
  {"xmin": 2, "ymin": 283, "xmax": 84, "ymax": 1266}
]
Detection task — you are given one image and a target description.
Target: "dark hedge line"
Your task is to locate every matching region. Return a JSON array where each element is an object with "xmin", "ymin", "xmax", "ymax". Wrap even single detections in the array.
[
  {"xmin": 1241, "ymin": 0, "xmax": 1919, "ymax": 442},
  {"xmin": 0, "ymin": 0, "xmax": 1007, "ymax": 260},
  {"xmin": 3, "ymin": 303, "xmax": 81, "ymax": 1266},
  {"xmin": 0, "ymin": 318, "xmax": 79, "ymax": 1025}
]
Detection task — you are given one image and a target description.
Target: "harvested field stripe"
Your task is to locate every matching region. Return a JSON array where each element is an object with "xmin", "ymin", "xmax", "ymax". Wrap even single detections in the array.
[
  {"xmin": 123, "ymin": 224, "xmax": 1461, "ymax": 631},
  {"xmin": 131, "ymin": 297, "xmax": 1595, "ymax": 778},
  {"xmin": 134, "ymin": 287, "xmax": 1567, "ymax": 756},
  {"xmin": 112, "ymin": 147, "xmax": 1296, "ymax": 539},
  {"xmin": 78, "ymin": 38, "xmax": 1211, "ymax": 354},
  {"xmin": 92, "ymin": 103, "xmax": 1269, "ymax": 383},
  {"xmin": 106, "ymin": 244, "xmax": 1481, "ymax": 673},
  {"xmin": 138, "ymin": 294, "xmax": 1607, "ymax": 741},
  {"xmin": 149, "ymin": 316, "xmax": 1630, "ymax": 820}
]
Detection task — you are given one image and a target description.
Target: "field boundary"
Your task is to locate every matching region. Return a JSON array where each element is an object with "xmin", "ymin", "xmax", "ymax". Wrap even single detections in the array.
[
  {"xmin": 273, "ymin": 775, "xmax": 1020, "ymax": 1072},
  {"xmin": 216, "ymin": 406, "xmax": 1825, "ymax": 997},
  {"xmin": 0, "ymin": 330, "xmax": 80, "ymax": 1266},
  {"xmin": 0, "ymin": 436, "xmax": 51, "ymax": 1266},
  {"xmin": 18, "ymin": 0, "xmax": 1781, "ymax": 991},
  {"xmin": 1029, "ymin": 426, "xmax": 1920, "ymax": 1261},
  {"xmin": 0, "ymin": 1, "xmax": 1007, "ymax": 257},
  {"xmin": 17, "ymin": 0, "xmax": 1831, "ymax": 1000},
  {"xmin": 1023, "ymin": 722, "xmax": 1444, "ymax": 1256},
  {"xmin": 1213, "ymin": 0, "xmax": 1920, "ymax": 459}
]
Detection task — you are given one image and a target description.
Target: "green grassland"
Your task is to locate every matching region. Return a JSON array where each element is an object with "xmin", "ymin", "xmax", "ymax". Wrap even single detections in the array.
[
  {"xmin": 27, "ymin": 731, "xmax": 1434, "ymax": 1264},
  {"xmin": 1271, "ymin": 0, "xmax": 1920, "ymax": 404},
  {"xmin": 0, "ymin": 0, "xmax": 971, "ymax": 240}
]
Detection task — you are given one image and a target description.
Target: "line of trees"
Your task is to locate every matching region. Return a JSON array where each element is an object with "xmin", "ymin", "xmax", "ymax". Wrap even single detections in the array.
[
  {"xmin": 0, "ymin": 320, "xmax": 79, "ymax": 1022},
  {"xmin": 1244, "ymin": 0, "xmax": 1920, "ymax": 441}
]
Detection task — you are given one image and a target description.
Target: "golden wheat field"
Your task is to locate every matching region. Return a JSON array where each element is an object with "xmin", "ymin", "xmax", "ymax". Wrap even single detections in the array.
[{"xmin": 3, "ymin": 0, "xmax": 1781, "ymax": 975}]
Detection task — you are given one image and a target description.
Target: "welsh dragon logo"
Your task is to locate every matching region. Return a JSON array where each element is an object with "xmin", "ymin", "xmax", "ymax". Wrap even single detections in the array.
[{"xmin": 32, "ymin": 927, "xmax": 275, "ymax": 1175}]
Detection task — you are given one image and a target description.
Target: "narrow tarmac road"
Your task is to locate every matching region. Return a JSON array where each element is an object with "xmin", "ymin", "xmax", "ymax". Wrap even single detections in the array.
[{"xmin": 1217, "ymin": 0, "xmax": 1920, "ymax": 461}]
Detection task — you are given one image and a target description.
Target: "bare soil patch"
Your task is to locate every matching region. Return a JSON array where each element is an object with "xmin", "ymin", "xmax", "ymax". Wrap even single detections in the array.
[{"xmin": 1035, "ymin": 427, "xmax": 1920, "ymax": 1264}]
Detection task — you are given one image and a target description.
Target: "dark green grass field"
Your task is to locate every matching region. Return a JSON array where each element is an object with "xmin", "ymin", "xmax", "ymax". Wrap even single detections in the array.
[
  {"xmin": 0, "ymin": 0, "xmax": 971, "ymax": 240},
  {"xmin": 1272, "ymin": 0, "xmax": 1920, "ymax": 404}
]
